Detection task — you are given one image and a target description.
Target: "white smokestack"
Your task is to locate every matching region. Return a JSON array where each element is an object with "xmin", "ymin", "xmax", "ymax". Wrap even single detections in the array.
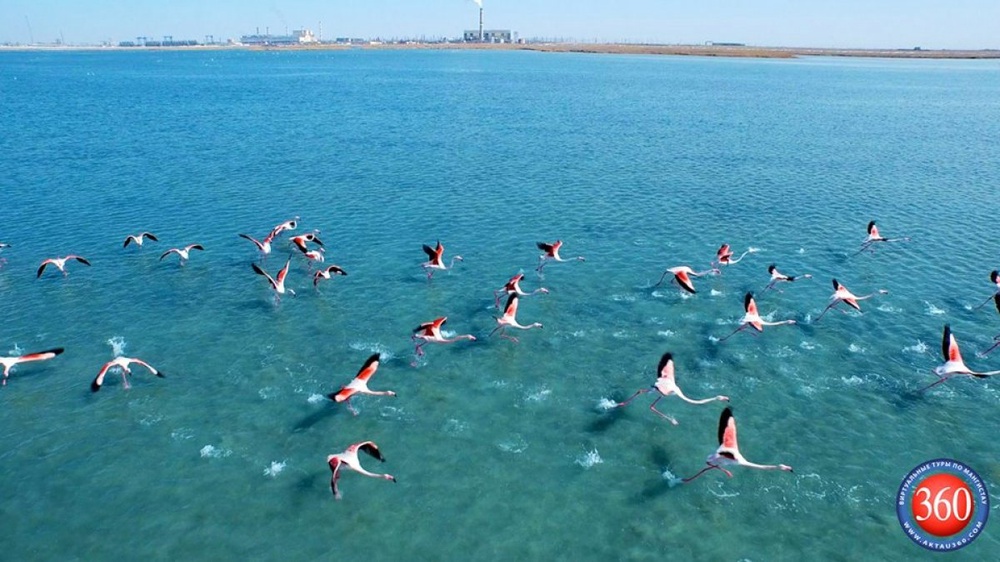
[{"xmin": 472, "ymin": 0, "xmax": 484, "ymax": 42}]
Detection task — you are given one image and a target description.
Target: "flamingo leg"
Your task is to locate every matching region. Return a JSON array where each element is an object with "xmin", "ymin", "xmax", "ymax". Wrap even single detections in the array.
[
  {"xmin": 121, "ymin": 369, "xmax": 131, "ymax": 390},
  {"xmin": 649, "ymin": 397, "xmax": 678, "ymax": 425},
  {"xmin": 500, "ymin": 331, "xmax": 520, "ymax": 344},
  {"xmin": 653, "ymin": 270, "xmax": 672, "ymax": 288},
  {"xmin": 718, "ymin": 325, "xmax": 745, "ymax": 342},
  {"xmin": 917, "ymin": 376, "xmax": 949, "ymax": 393},
  {"xmin": 814, "ymin": 302, "xmax": 838, "ymax": 322},
  {"xmin": 616, "ymin": 388, "xmax": 650, "ymax": 407},
  {"xmin": 683, "ymin": 463, "xmax": 723, "ymax": 483},
  {"xmin": 974, "ymin": 293, "xmax": 998, "ymax": 310},
  {"xmin": 978, "ymin": 338, "xmax": 1000, "ymax": 358},
  {"xmin": 346, "ymin": 399, "xmax": 359, "ymax": 416}
]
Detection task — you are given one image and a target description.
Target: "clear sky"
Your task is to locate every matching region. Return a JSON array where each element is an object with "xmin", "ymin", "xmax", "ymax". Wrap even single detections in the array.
[{"xmin": 2, "ymin": 0, "xmax": 998, "ymax": 49}]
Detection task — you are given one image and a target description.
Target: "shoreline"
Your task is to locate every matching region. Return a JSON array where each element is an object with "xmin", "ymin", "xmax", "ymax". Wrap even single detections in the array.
[{"xmin": 1, "ymin": 42, "xmax": 998, "ymax": 60}]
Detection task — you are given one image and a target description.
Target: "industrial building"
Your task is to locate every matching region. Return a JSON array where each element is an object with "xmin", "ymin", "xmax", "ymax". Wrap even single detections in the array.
[
  {"xmin": 463, "ymin": 29, "xmax": 513, "ymax": 43},
  {"xmin": 240, "ymin": 29, "xmax": 318, "ymax": 46}
]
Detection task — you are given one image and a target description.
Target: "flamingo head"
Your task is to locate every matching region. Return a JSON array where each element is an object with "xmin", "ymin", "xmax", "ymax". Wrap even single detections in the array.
[
  {"xmin": 779, "ymin": 464, "xmax": 794, "ymax": 473},
  {"xmin": 454, "ymin": 255, "xmax": 464, "ymax": 262},
  {"xmin": 717, "ymin": 395, "xmax": 730, "ymax": 402},
  {"xmin": 385, "ymin": 474, "xmax": 397, "ymax": 483}
]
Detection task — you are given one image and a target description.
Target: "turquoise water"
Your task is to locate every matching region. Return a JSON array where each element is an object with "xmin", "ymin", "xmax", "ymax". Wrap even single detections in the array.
[{"xmin": 2, "ymin": 49, "xmax": 1000, "ymax": 560}]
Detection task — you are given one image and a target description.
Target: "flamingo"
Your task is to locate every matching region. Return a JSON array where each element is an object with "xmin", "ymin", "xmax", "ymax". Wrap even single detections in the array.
[
  {"xmin": 490, "ymin": 294, "xmax": 542, "ymax": 343},
  {"xmin": 328, "ymin": 354, "xmax": 395, "ymax": 415},
  {"xmin": 296, "ymin": 245, "xmax": 325, "ymax": 268},
  {"xmin": 290, "ymin": 232, "xmax": 324, "ymax": 253},
  {"xmin": 326, "ymin": 441, "xmax": 396, "ymax": 500},
  {"xmin": 763, "ymin": 264, "xmax": 812, "ymax": 292},
  {"xmin": 1, "ymin": 347, "xmax": 64, "ymax": 386},
  {"xmin": 919, "ymin": 324, "xmax": 1000, "ymax": 392},
  {"xmin": 0, "ymin": 242, "xmax": 10, "ymax": 249},
  {"xmin": 494, "ymin": 273, "xmax": 549, "ymax": 309},
  {"xmin": 978, "ymin": 295, "xmax": 1000, "ymax": 358},
  {"xmin": 682, "ymin": 407, "xmax": 793, "ymax": 483},
  {"xmin": 0, "ymin": 242, "xmax": 8, "ymax": 268},
  {"xmin": 412, "ymin": 317, "xmax": 476, "ymax": 362},
  {"xmin": 814, "ymin": 279, "xmax": 887, "ymax": 322},
  {"xmin": 252, "ymin": 259, "xmax": 294, "ymax": 300},
  {"xmin": 714, "ymin": 244, "xmax": 753, "ymax": 268},
  {"xmin": 123, "ymin": 232, "xmax": 158, "ymax": 248},
  {"xmin": 420, "ymin": 240, "xmax": 462, "ymax": 279},
  {"xmin": 536, "ymin": 240, "xmax": 584, "ymax": 273},
  {"xmin": 653, "ymin": 266, "xmax": 719, "ymax": 294},
  {"xmin": 269, "ymin": 217, "xmax": 299, "ymax": 239},
  {"xmin": 614, "ymin": 352, "xmax": 728, "ymax": 425},
  {"xmin": 313, "ymin": 265, "xmax": 347, "ymax": 288},
  {"xmin": 37, "ymin": 255, "xmax": 91, "ymax": 278},
  {"xmin": 159, "ymin": 244, "xmax": 204, "ymax": 265},
  {"xmin": 973, "ymin": 270, "xmax": 1000, "ymax": 310},
  {"xmin": 856, "ymin": 220, "xmax": 910, "ymax": 255},
  {"xmin": 91, "ymin": 356, "xmax": 164, "ymax": 392},
  {"xmin": 238, "ymin": 232, "xmax": 275, "ymax": 257},
  {"xmin": 718, "ymin": 292, "xmax": 796, "ymax": 342}
]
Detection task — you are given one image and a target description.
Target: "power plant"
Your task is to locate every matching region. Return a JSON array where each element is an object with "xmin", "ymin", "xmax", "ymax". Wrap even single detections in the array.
[{"xmin": 463, "ymin": 1, "xmax": 514, "ymax": 43}]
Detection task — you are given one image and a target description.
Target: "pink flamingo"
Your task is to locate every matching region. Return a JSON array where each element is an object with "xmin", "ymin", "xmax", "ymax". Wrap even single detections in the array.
[
  {"xmin": 327, "ymin": 441, "xmax": 396, "ymax": 500},
  {"xmin": 159, "ymin": 244, "xmax": 204, "ymax": 266},
  {"xmin": 1, "ymin": 347, "xmax": 64, "ymax": 386},
  {"xmin": 494, "ymin": 272, "xmax": 548, "ymax": 308},
  {"xmin": 718, "ymin": 292, "xmax": 796, "ymax": 342},
  {"xmin": 37, "ymin": 255, "xmax": 91, "ymax": 278},
  {"xmin": 420, "ymin": 240, "xmax": 462, "ymax": 279},
  {"xmin": 328, "ymin": 354, "xmax": 395, "ymax": 415},
  {"xmin": 123, "ymin": 232, "xmax": 158, "ymax": 248},
  {"xmin": 814, "ymin": 279, "xmax": 887, "ymax": 322},
  {"xmin": 269, "ymin": 217, "xmax": 299, "ymax": 239},
  {"xmin": 490, "ymin": 294, "xmax": 542, "ymax": 343},
  {"xmin": 921, "ymin": 324, "xmax": 1000, "ymax": 391},
  {"xmin": 239, "ymin": 232, "xmax": 275, "ymax": 258},
  {"xmin": 714, "ymin": 243, "xmax": 753, "ymax": 268},
  {"xmin": 252, "ymin": 258, "xmax": 295, "ymax": 301},
  {"xmin": 856, "ymin": 220, "xmax": 909, "ymax": 255},
  {"xmin": 313, "ymin": 265, "xmax": 347, "ymax": 288},
  {"xmin": 536, "ymin": 240, "xmax": 584, "ymax": 272},
  {"xmin": 412, "ymin": 317, "xmax": 476, "ymax": 363},
  {"xmin": 683, "ymin": 407, "xmax": 793, "ymax": 483},
  {"xmin": 653, "ymin": 265, "xmax": 719, "ymax": 294},
  {"xmin": 614, "ymin": 352, "xmax": 728, "ymax": 425},
  {"xmin": 91, "ymin": 356, "xmax": 164, "ymax": 392},
  {"xmin": 763, "ymin": 264, "xmax": 812, "ymax": 292}
]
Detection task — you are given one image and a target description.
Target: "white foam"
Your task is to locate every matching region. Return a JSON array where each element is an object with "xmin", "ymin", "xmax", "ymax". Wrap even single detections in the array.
[
  {"xmin": 661, "ymin": 468, "xmax": 684, "ymax": 487},
  {"xmin": 708, "ymin": 336, "xmax": 720, "ymax": 343},
  {"xmin": 106, "ymin": 336, "xmax": 127, "ymax": 357},
  {"xmin": 442, "ymin": 418, "xmax": 469, "ymax": 435},
  {"xmin": 848, "ymin": 343, "xmax": 865, "ymax": 354},
  {"xmin": 258, "ymin": 387, "xmax": 278, "ymax": 400},
  {"xmin": 710, "ymin": 289, "xmax": 723, "ymax": 297},
  {"xmin": 307, "ymin": 393, "xmax": 326, "ymax": 404},
  {"xmin": 597, "ymin": 398, "xmax": 618, "ymax": 411},
  {"xmin": 797, "ymin": 248, "xmax": 806, "ymax": 254},
  {"xmin": 924, "ymin": 301, "xmax": 946, "ymax": 315},
  {"xmin": 877, "ymin": 304, "xmax": 901, "ymax": 313},
  {"xmin": 7, "ymin": 343, "xmax": 24, "ymax": 356},
  {"xmin": 569, "ymin": 330, "xmax": 586, "ymax": 338},
  {"xmin": 612, "ymin": 331, "xmax": 632, "ymax": 339},
  {"xmin": 264, "ymin": 460, "xmax": 287, "ymax": 477},
  {"xmin": 575, "ymin": 448, "xmax": 603, "ymax": 468},
  {"xmin": 171, "ymin": 429, "xmax": 194, "ymax": 441},
  {"xmin": 497, "ymin": 435, "xmax": 528, "ymax": 454},
  {"xmin": 903, "ymin": 341, "xmax": 929, "ymax": 354},
  {"xmin": 349, "ymin": 341, "xmax": 395, "ymax": 360},
  {"xmin": 200, "ymin": 445, "xmax": 232, "ymax": 458},
  {"xmin": 678, "ymin": 292, "xmax": 693, "ymax": 300},
  {"xmin": 841, "ymin": 375, "xmax": 864, "ymax": 386},
  {"xmin": 525, "ymin": 388, "xmax": 551, "ymax": 402},
  {"xmin": 799, "ymin": 341, "xmax": 816, "ymax": 351},
  {"xmin": 610, "ymin": 294, "xmax": 636, "ymax": 302},
  {"xmin": 651, "ymin": 290, "xmax": 666, "ymax": 299},
  {"xmin": 657, "ymin": 330, "xmax": 675, "ymax": 337},
  {"xmin": 748, "ymin": 247, "xmax": 762, "ymax": 254}
]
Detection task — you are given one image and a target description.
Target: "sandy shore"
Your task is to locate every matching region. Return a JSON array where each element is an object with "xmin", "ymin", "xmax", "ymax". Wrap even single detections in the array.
[{"xmin": 2, "ymin": 42, "xmax": 998, "ymax": 59}]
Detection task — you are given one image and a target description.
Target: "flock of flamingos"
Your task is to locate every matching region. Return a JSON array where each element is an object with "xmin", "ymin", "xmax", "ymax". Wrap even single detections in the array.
[{"xmin": 3, "ymin": 218, "xmax": 1000, "ymax": 498}]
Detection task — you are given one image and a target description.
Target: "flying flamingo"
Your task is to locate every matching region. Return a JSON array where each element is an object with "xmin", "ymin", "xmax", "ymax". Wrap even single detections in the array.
[
  {"xmin": 973, "ymin": 270, "xmax": 1000, "ymax": 310},
  {"xmin": 653, "ymin": 266, "xmax": 719, "ymax": 294},
  {"xmin": 814, "ymin": 279, "xmax": 887, "ymax": 322},
  {"xmin": 326, "ymin": 441, "xmax": 396, "ymax": 500},
  {"xmin": 614, "ymin": 352, "xmax": 728, "ymax": 425},
  {"xmin": 713, "ymin": 244, "xmax": 753, "ymax": 269},
  {"xmin": 159, "ymin": 244, "xmax": 204, "ymax": 265},
  {"xmin": 252, "ymin": 258, "xmax": 294, "ymax": 300},
  {"xmin": 238, "ymin": 232, "xmax": 275, "ymax": 258},
  {"xmin": 0, "ymin": 242, "xmax": 8, "ymax": 268},
  {"xmin": 296, "ymin": 245, "xmax": 325, "ymax": 268},
  {"xmin": 682, "ymin": 407, "xmax": 793, "ymax": 483},
  {"xmin": 919, "ymin": 324, "xmax": 1000, "ymax": 392},
  {"xmin": 856, "ymin": 220, "xmax": 910, "ymax": 255},
  {"xmin": 328, "ymin": 354, "xmax": 395, "ymax": 415},
  {"xmin": 269, "ymin": 217, "xmax": 299, "ymax": 239},
  {"xmin": 411, "ymin": 317, "xmax": 476, "ymax": 363},
  {"xmin": 1, "ymin": 347, "xmax": 64, "ymax": 386},
  {"xmin": 37, "ymin": 255, "xmax": 91, "ymax": 278},
  {"xmin": 490, "ymin": 294, "xmax": 542, "ymax": 343},
  {"xmin": 290, "ymin": 232, "xmax": 324, "ymax": 253},
  {"xmin": 718, "ymin": 293, "xmax": 796, "ymax": 342},
  {"xmin": 536, "ymin": 240, "xmax": 584, "ymax": 273},
  {"xmin": 978, "ymin": 295, "xmax": 1000, "ymax": 358},
  {"xmin": 763, "ymin": 264, "xmax": 812, "ymax": 292},
  {"xmin": 91, "ymin": 356, "xmax": 164, "ymax": 392},
  {"xmin": 313, "ymin": 265, "xmax": 347, "ymax": 287},
  {"xmin": 420, "ymin": 240, "xmax": 462, "ymax": 279},
  {"xmin": 494, "ymin": 273, "xmax": 549, "ymax": 308},
  {"xmin": 123, "ymin": 232, "xmax": 158, "ymax": 248}
]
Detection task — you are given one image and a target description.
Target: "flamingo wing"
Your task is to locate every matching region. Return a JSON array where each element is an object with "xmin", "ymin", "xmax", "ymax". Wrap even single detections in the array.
[
  {"xmin": 943, "ymin": 324, "xmax": 962, "ymax": 363},
  {"xmin": 422, "ymin": 244, "xmax": 438, "ymax": 261},
  {"xmin": 276, "ymin": 259, "xmax": 291, "ymax": 285},
  {"xmin": 354, "ymin": 354, "xmax": 381, "ymax": 382},
  {"xmin": 994, "ymin": 294, "xmax": 1000, "ymax": 315},
  {"xmin": 328, "ymin": 457, "xmax": 343, "ymax": 498},
  {"xmin": 123, "ymin": 236, "xmax": 135, "ymax": 248},
  {"xmin": 717, "ymin": 407, "xmax": 738, "ymax": 449},
  {"xmin": 536, "ymin": 242, "xmax": 555, "ymax": 254},
  {"xmin": 16, "ymin": 348, "xmax": 64, "ymax": 364},
  {"xmin": 91, "ymin": 361, "xmax": 115, "ymax": 392},
  {"xmin": 674, "ymin": 270, "xmax": 696, "ymax": 294},
  {"xmin": 744, "ymin": 292, "xmax": 757, "ymax": 315},
  {"xmin": 503, "ymin": 294, "xmax": 520, "ymax": 318},
  {"xmin": 71, "ymin": 256, "xmax": 91, "ymax": 266},
  {"xmin": 36, "ymin": 260, "xmax": 53, "ymax": 278},
  {"xmin": 656, "ymin": 352, "xmax": 675, "ymax": 384},
  {"xmin": 251, "ymin": 263, "xmax": 279, "ymax": 290},
  {"xmin": 358, "ymin": 441, "xmax": 386, "ymax": 462}
]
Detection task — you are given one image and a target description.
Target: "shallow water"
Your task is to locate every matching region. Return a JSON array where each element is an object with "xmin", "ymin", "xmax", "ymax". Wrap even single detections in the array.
[{"xmin": 1, "ymin": 49, "xmax": 999, "ymax": 560}]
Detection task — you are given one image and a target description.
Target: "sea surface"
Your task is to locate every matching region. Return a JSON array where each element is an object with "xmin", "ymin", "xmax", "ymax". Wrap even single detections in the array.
[{"xmin": 1, "ymin": 49, "xmax": 999, "ymax": 560}]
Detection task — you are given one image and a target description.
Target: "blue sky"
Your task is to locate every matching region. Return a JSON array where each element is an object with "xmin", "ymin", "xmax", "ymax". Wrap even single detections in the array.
[{"xmin": 2, "ymin": 0, "xmax": 998, "ymax": 49}]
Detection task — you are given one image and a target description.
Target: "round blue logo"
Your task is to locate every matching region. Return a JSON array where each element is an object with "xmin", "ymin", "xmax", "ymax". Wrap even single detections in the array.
[{"xmin": 897, "ymin": 458, "xmax": 989, "ymax": 551}]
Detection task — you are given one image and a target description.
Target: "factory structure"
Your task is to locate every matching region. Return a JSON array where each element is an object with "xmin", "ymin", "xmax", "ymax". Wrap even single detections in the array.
[
  {"xmin": 463, "ymin": 3, "xmax": 515, "ymax": 43},
  {"xmin": 239, "ymin": 28, "xmax": 318, "ymax": 46}
]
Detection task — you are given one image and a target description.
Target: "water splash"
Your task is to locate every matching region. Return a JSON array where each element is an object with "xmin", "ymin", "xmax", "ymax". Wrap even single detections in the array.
[
  {"xmin": 848, "ymin": 343, "xmax": 866, "ymax": 354},
  {"xmin": 924, "ymin": 301, "xmax": 946, "ymax": 315},
  {"xmin": 657, "ymin": 330, "xmax": 675, "ymax": 337},
  {"xmin": 710, "ymin": 289, "xmax": 723, "ymax": 297},
  {"xmin": 106, "ymin": 336, "xmax": 127, "ymax": 357},
  {"xmin": 349, "ymin": 341, "xmax": 395, "ymax": 360},
  {"xmin": 200, "ymin": 445, "xmax": 231, "ymax": 458},
  {"xmin": 307, "ymin": 393, "xmax": 326, "ymax": 404},
  {"xmin": 903, "ymin": 341, "xmax": 929, "ymax": 354},
  {"xmin": 264, "ymin": 460, "xmax": 286, "ymax": 477},
  {"xmin": 661, "ymin": 468, "xmax": 684, "ymax": 487},
  {"xmin": 596, "ymin": 398, "xmax": 618, "ymax": 411},
  {"xmin": 525, "ymin": 388, "xmax": 551, "ymax": 402},
  {"xmin": 497, "ymin": 435, "xmax": 528, "ymax": 454},
  {"xmin": 7, "ymin": 343, "xmax": 24, "ymax": 356},
  {"xmin": 799, "ymin": 341, "xmax": 816, "ymax": 351},
  {"xmin": 575, "ymin": 448, "xmax": 603, "ymax": 468}
]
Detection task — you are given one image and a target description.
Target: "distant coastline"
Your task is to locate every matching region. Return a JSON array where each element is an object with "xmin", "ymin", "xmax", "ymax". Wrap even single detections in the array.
[{"xmin": 2, "ymin": 41, "xmax": 998, "ymax": 59}]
